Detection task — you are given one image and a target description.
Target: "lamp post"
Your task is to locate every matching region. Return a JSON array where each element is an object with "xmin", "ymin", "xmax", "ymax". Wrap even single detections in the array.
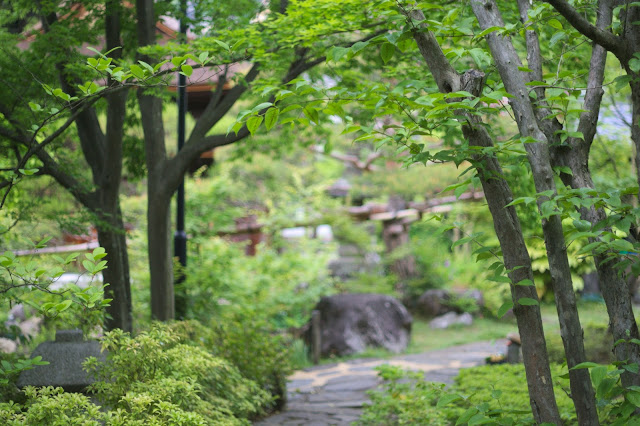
[{"xmin": 174, "ymin": 0, "xmax": 188, "ymax": 319}]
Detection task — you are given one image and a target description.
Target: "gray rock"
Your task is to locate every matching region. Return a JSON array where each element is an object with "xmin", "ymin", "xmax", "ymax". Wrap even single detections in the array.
[
  {"xmin": 306, "ymin": 293, "xmax": 412, "ymax": 357},
  {"xmin": 17, "ymin": 329, "xmax": 106, "ymax": 392},
  {"xmin": 416, "ymin": 289, "xmax": 454, "ymax": 317},
  {"xmin": 429, "ymin": 312, "xmax": 473, "ymax": 329}
]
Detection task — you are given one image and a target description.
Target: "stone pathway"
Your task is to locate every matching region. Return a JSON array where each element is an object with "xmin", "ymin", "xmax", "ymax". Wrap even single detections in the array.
[{"xmin": 255, "ymin": 339, "xmax": 507, "ymax": 426}]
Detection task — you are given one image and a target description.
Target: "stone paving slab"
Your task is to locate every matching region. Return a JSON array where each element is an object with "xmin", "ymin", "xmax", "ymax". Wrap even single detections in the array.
[{"xmin": 255, "ymin": 339, "xmax": 507, "ymax": 425}]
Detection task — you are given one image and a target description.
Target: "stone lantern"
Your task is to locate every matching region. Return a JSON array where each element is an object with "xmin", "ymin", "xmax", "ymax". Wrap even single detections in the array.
[{"xmin": 17, "ymin": 329, "xmax": 106, "ymax": 393}]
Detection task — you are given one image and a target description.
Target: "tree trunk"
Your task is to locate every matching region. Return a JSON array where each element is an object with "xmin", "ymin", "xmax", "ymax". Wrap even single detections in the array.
[
  {"xmin": 462, "ymin": 117, "xmax": 562, "ymax": 425},
  {"xmin": 147, "ymin": 190, "xmax": 174, "ymax": 321},
  {"xmin": 403, "ymin": 4, "xmax": 562, "ymax": 418},
  {"xmin": 470, "ymin": 1, "xmax": 598, "ymax": 421},
  {"xmin": 97, "ymin": 209, "xmax": 132, "ymax": 332}
]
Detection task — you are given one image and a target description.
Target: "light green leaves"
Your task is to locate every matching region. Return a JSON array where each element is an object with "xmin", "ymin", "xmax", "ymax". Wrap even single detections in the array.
[
  {"xmin": 381, "ymin": 43, "xmax": 395, "ymax": 63},
  {"xmin": 181, "ymin": 64, "xmax": 193, "ymax": 77},
  {"xmin": 264, "ymin": 108, "xmax": 279, "ymax": 131},
  {"xmin": 246, "ymin": 115, "xmax": 263, "ymax": 135}
]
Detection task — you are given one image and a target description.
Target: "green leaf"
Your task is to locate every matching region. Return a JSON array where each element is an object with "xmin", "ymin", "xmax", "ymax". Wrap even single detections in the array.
[
  {"xmin": 456, "ymin": 407, "xmax": 478, "ymax": 425},
  {"xmin": 497, "ymin": 301, "xmax": 513, "ymax": 318},
  {"xmin": 437, "ymin": 393, "xmax": 462, "ymax": 408},
  {"xmin": 213, "ymin": 39, "xmax": 230, "ymax": 51},
  {"xmin": 55, "ymin": 300, "xmax": 73, "ymax": 312},
  {"xmin": 198, "ymin": 52, "xmax": 209, "ymax": 64},
  {"xmin": 613, "ymin": 75, "xmax": 632, "ymax": 91},
  {"xmin": 518, "ymin": 297, "xmax": 539, "ymax": 306},
  {"xmin": 82, "ymin": 260, "xmax": 95, "ymax": 272},
  {"xmin": 92, "ymin": 247, "xmax": 106, "ymax": 260},
  {"xmin": 476, "ymin": 26, "xmax": 501, "ymax": 38},
  {"xmin": 381, "ymin": 43, "xmax": 395, "ymax": 63},
  {"xmin": 590, "ymin": 365, "xmax": 607, "ymax": 387},
  {"xmin": 251, "ymin": 102, "xmax": 274, "ymax": 113},
  {"xmin": 171, "ymin": 56, "xmax": 185, "ymax": 67},
  {"xmin": 548, "ymin": 19, "xmax": 563, "ymax": 30},
  {"xmin": 246, "ymin": 115, "xmax": 263, "ymax": 135},
  {"xmin": 487, "ymin": 275, "xmax": 511, "ymax": 283},
  {"xmin": 515, "ymin": 279, "xmax": 534, "ymax": 286},
  {"xmin": 130, "ymin": 64, "xmax": 145, "ymax": 80},
  {"xmin": 329, "ymin": 46, "xmax": 349, "ymax": 63},
  {"xmin": 627, "ymin": 391, "xmax": 640, "ymax": 407},
  {"xmin": 181, "ymin": 64, "xmax": 193, "ymax": 77},
  {"xmin": 264, "ymin": 108, "xmax": 279, "ymax": 131},
  {"xmin": 303, "ymin": 107, "xmax": 319, "ymax": 124}
]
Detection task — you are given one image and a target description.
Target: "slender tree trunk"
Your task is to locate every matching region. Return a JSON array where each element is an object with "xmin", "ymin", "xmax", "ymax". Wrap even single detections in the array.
[
  {"xmin": 401, "ymin": 4, "xmax": 563, "ymax": 418},
  {"xmin": 462, "ymin": 115, "xmax": 562, "ymax": 425},
  {"xmin": 471, "ymin": 2, "xmax": 597, "ymax": 421},
  {"xmin": 147, "ymin": 189, "xmax": 174, "ymax": 321},
  {"xmin": 136, "ymin": 0, "xmax": 174, "ymax": 321},
  {"xmin": 97, "ymin": 210, "xmax": 132, "ymax": 332}
]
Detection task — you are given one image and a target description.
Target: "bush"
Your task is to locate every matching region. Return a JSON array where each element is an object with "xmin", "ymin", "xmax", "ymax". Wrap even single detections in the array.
[
  {"xmin": 169, "ymin": 319, "xmax": 292, "ymax": 411},
  {"xmin": 359, "ymin": 364, "xmax": 577, "ymax": 425},
  {"xmin": 0, "ymin": 386, "xmax": 104, "ymax": 425},
  {"xmin": 84, "ymin": 322, "xmax": 271, "ymax": 424}
]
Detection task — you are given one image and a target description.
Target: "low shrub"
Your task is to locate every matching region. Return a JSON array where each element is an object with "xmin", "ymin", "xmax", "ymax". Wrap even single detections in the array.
[
  {"xmin": 0, "ymin": 321, "xmax": 286, "ymax": 425},
  {"xmin": 359, "ymin": 364, "xmax": 576, "ymax": 425},
  {"xmin": 85, "ymin": 322, "xmax": 271, "ymax": 423},
  {"xmin": 170, "ymin": 318, "xmax": 292, "ymax": 411},
  {"xmin": 449, "ymin": 364, "xmax": 576, "ymax": 424}
]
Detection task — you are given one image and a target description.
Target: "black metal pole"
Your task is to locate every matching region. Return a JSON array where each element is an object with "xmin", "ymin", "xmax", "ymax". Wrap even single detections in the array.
[{"xmin": 174, "ymin": 0, "xmax": 188, "ymax": 319}]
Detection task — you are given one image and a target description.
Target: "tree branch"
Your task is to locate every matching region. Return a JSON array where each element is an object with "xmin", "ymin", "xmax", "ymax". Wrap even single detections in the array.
[
  {"xmin": 545, "ymin": 0, "xmax": 625, "ymax": 58},
  {"xmin": 572, "ymin": 0, "xmax": 613, "ymax": 149},
  {"xmin": 400, "ymin": 5, "xmax": 460, "ymax": 93}
]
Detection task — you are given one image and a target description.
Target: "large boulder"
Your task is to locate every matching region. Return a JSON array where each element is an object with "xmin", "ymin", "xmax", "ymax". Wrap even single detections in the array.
[{"xmin": 306, "ymin": 293, "xmax": 412, "ymax": 357}]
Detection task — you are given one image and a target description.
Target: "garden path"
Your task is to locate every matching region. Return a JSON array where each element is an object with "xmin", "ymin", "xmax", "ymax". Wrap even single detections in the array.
[{"xmin": 254, "ymin": 339, "xmax": 508, "ymax": 426}]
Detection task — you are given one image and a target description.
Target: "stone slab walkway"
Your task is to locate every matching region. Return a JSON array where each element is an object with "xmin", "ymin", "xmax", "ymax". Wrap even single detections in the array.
[{"xmin": 255, "ymin": 339, "xmax": 507, "ymax": 426}]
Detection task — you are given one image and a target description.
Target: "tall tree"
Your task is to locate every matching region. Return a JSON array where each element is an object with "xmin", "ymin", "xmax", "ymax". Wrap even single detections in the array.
[
  {"xmin": 0, "ymin": 0, "xmax": 133, "ymax": 332},
  {"xmin": 249, "ymin": 0, "xmax": 640, "ymax": 422},
  {"xmin": 134, "ymin": 0, "xmax": 386, "ymax": 320}
]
